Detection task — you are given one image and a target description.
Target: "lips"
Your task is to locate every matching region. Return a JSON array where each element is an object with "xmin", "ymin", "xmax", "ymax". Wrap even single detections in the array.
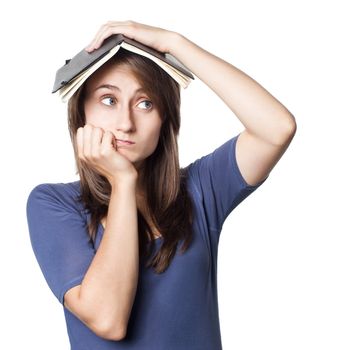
[{"xmin": 116, "ymin": 139, "xmax": 135, "ymax": 146}]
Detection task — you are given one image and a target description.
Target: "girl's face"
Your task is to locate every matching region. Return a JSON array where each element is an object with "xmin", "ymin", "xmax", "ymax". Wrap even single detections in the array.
[{"xmin": 83, "ymin": 62, "xmax": 163, "ymax": 171}]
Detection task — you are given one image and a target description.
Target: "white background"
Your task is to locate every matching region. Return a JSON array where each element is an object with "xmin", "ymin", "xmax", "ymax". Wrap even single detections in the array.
[{"xmin": 1, "ymin": 0, "xmax": 358, "ymax": 349}]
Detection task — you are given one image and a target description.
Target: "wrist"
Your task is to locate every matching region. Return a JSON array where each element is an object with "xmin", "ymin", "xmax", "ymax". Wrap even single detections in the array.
[
  {"xmin": 166, "ymin": 31, "xmax": 187, "ymax": 55},
  {"xmin": 109, "ymin": 172, "xmax": 138, "ymax": 191}
]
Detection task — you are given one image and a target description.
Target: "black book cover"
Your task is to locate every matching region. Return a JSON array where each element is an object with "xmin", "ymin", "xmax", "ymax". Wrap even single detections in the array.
[{"xmin": 52, "ymin": 34, "xmax": 194, "ymax": 93}]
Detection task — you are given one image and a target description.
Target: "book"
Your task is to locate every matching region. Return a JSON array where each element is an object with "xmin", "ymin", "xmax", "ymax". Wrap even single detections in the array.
[{"xmin": 52, "ymin": 34, "xmax": 195, "ymax": 102}]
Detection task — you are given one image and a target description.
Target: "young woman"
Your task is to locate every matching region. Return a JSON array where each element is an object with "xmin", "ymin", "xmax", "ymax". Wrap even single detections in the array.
[{"xmin": 27, "ymin": 20, "xmax": 296, "ymax": 349}]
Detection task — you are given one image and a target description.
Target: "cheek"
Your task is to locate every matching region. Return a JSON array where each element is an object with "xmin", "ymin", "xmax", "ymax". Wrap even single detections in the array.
[
  {"xmin": 150, "ymin": 120, "xmax": 162, "ymax": 140},
  {"xmin": 143, "ymin": 122, "xmax": 162, "ymax": 150}
]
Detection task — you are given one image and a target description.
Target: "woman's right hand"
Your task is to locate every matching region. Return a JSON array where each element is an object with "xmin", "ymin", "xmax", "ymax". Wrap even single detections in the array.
[{"xmin": 76, "ymin": 124, "xmax": 138, "ymax": 185}]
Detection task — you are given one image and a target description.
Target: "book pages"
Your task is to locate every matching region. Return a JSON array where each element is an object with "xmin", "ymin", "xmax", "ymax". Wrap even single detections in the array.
[{"xmin": 120, "ymin": 42, "xmax": 191, "ymax": 89}]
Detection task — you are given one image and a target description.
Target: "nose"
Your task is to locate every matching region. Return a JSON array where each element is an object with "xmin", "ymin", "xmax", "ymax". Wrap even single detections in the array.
[{"xmin": 115, "ymin": 105, "xmax": 135, "ymax": 133}]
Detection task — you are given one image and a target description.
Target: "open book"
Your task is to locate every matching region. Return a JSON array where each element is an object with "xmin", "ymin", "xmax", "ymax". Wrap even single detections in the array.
[{"xmin": 52, "ymin": 34, "xmax": 195, "ymax": 102}]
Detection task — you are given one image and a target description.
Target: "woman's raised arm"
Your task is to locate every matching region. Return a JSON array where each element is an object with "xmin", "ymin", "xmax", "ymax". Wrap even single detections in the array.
[{"xmin": 86, "ymin": 20, "xmax": 296, "ymax": 186}]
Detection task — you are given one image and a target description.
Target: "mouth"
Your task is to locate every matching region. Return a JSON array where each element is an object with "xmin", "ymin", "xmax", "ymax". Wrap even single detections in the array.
[{"xmin": 115, "ymin": 139, "xmax": 135, "ymax": 146}]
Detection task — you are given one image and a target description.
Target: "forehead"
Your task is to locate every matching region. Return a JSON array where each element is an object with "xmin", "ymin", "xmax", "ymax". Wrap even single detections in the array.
[{"xmin": 85, "ymin": 62, "xmax": 142, "ymax": 93}]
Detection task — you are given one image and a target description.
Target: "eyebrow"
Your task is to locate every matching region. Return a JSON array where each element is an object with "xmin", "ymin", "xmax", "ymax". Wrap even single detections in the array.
[{"xmin": 93, "ymin": 84, "xmax": 147, "ymax": 94}]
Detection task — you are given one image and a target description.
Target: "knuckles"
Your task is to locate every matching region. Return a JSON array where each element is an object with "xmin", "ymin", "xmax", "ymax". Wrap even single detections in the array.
[{"xmin": 76, "ymin": 125, "xmax": 115, "ymax": 166}]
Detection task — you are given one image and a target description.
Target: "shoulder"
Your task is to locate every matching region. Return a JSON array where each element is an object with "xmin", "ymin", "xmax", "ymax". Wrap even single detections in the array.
[{"xmin": 27, "ymin": 181, "xmax": 84, "ymax": 215}]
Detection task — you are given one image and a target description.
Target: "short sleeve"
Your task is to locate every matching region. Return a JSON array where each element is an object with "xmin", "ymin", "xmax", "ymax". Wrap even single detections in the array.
[
  {"xmin": 26, "ymin": 183, "xmax": 95, "ymax": 305},
  {"xmin": 187, "ymin": 133, "xmax": 268, "ymax": 232}
]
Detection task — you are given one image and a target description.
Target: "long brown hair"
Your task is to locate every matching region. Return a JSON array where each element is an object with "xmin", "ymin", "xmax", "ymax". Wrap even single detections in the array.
[{"xmin": 67, "ymin": 50, "xmax": 194, "ymax": 273}]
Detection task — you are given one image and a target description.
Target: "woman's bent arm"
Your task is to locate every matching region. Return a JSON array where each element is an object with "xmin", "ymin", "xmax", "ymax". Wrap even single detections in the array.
[
  {"xmin": 64, "ymin": 175, "xmax": 139, "ymax": 341},
  {"xmin": 168, "ymin": 33, "xmax": 296, "ymax": 145}
]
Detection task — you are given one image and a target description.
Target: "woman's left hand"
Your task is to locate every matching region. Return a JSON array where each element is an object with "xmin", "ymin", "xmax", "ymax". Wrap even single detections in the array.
[{"xmin": 85, "ymin": 20, "xmax": 178, "ymax": 54}]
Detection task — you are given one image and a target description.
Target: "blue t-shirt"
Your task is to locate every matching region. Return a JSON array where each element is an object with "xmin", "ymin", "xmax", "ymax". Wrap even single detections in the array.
[{"xmin": 27, "ymin": 134, "xmax": 267, "ymax": 350}]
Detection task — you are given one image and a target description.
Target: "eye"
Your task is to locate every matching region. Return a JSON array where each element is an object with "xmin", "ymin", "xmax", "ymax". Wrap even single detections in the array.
[
  {"xmin": 101, "ymin": 96, "xmax": 116, "ymax": 106},
  {"xmin": 137, "ymin": 100, "xmax": 153, "ymax": 110}
]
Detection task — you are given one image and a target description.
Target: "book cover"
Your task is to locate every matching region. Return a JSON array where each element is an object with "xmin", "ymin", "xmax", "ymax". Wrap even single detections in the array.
[{"xmin": 52, "ymin": 34, "xmax": 194, "ymax": 102}]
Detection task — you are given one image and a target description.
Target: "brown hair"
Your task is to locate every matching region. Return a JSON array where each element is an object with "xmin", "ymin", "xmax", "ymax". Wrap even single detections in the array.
[{"xmin": 67, "ymin": 50, "xmax": 194, "ymax": 273}]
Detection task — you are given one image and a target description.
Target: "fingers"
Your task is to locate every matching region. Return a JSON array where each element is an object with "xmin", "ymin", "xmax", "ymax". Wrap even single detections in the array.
[
  {"xmin": 86, "ymin": 21, "xmax": 136, "ymax": 52},
  {"xmin": 85, "ymin": 20, "xmax": 170, "ymax": 54},
  {"xmin": 102, "ymin": 130, "xmax": 117, "ymax": 154},
  {"xmin": 76, "ymin": 124, "xmax": 137, "ymax": 181},
  {"xmin": 90, "ymin": 127, "xmax": 103, "ymax": 160},
  {"xmin": 76, "ymin": 125, "xmax": 115, "ymax": 163}
]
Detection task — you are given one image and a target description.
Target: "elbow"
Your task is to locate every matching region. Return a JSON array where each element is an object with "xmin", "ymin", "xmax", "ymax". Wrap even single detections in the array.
[
  {"xmin": 276, "ymin": 114, "xmax": 297, "ymax": 145},
  {"xmin": 90, "ymin": 319, "xmax": 127, "ymax": 341},
  {"xmin": 286, "ymin": 115, "xmax": 297, "ymax": 140},
  {"xmin": 64, "ymin": 288, "xmax": 129, "ymax": 341},
  {"xmin": 100, "ymin": 327, "xmax": 127, "ymax": 342},
  {"xmin": 287, "ymin": 114, "xmax": 297, "ymax": 135}
]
